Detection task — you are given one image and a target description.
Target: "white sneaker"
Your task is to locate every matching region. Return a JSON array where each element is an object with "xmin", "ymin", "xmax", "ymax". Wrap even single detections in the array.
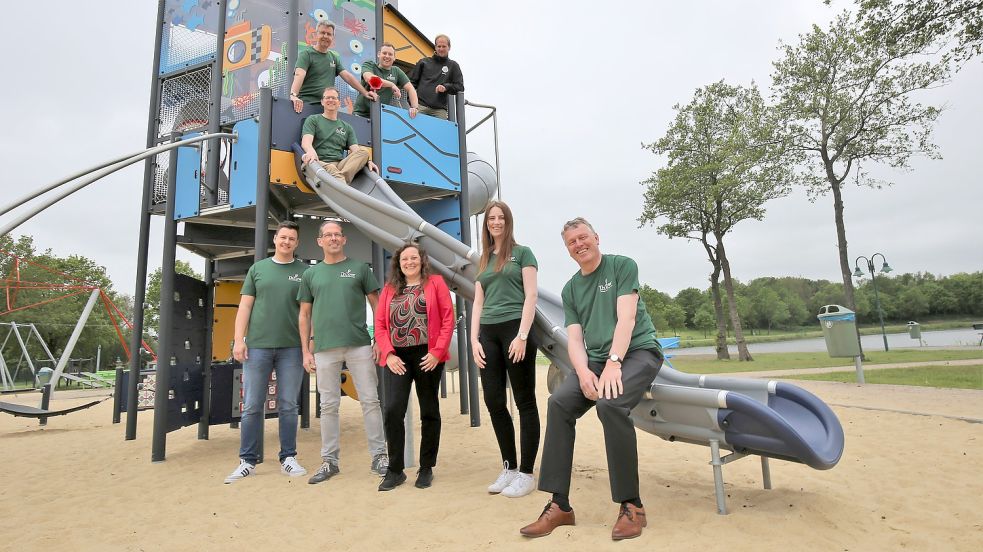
[
  {"xmin": 224, "ymin": 460, "xmax": 255, "ymax": 484},
  {"xmin": 501, "ymin": 472, "xmax": 536, "ymax": 498},
  {"xmin": 280, "ymin": 456, "xmax": 307, "ymax": 477},
  {"xmin": 488, "ymin": 463, "xmax": 519, "ymax": 494}
]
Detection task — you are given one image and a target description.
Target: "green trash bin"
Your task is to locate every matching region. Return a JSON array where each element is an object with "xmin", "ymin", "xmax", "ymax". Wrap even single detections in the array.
[
  {"xmin": 907, "ymin": 321, "xmax": 921, "ymax": 339},
  {"xmin": 817, "ymin": 305, "xmax": 861, "ymax": 358}
]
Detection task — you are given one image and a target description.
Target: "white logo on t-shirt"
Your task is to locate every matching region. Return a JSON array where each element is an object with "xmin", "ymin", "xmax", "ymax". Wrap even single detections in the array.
[
  {"xmin": 598, "ymin": 279, "xmax": 613, "ymax": 293},
  {"xmin": 339, "ymin": 270, "xmax": 357, "ymax": 278},
  {"xmin": 288, "ymin": 274, "xmax": 302, "ymax": 282},
  {"xmin": 441, "ymin": 66, "xmax": 448, "ymax": 73}
]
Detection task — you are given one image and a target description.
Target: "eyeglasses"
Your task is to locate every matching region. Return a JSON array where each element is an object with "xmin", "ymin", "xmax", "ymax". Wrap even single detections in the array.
[{"xmin": 319, "ymin": 233, "xmax": 344, "ymax": 239}]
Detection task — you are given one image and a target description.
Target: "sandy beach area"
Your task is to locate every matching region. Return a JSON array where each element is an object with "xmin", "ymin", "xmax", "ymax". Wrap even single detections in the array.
[{"xmin": 1, "ymin": 372, "xmax": 981, "ymax": 552}]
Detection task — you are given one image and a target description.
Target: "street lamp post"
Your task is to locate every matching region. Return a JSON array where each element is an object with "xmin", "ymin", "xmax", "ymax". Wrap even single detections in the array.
[{"xmin": 854, "ymin": 253, "xmax": 893, "ymax": 352}]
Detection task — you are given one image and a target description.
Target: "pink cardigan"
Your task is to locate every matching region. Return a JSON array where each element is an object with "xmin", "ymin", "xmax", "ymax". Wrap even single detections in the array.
[{"xmin": 375, "ymin": 274, "xmax": 455, "ymax": 364}]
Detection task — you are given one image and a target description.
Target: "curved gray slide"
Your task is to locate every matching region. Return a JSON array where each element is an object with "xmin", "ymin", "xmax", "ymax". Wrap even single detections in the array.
[{"xmin": 300, "ymin": 160, "xmax": 844, "ymax": 472}]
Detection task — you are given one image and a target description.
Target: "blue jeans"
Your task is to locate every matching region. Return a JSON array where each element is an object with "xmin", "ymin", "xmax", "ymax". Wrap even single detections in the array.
[{"xmin": 238, "ymin": 347, "xmax": 304, "ymax": 464}]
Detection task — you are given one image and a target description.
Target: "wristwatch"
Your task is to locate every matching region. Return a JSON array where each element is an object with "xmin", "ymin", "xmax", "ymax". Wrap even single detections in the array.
[
  {"xmin": 518, "ymin": 332, "xmax": 528, "ymax": 341},
  {"xmin": 608, "ymin": 353, "xmax": 622, "ymax": 364}
]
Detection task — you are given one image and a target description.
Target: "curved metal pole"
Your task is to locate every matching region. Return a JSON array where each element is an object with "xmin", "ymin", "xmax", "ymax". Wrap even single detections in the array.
[{"xmin": 0, "ymin": 132, "xmax": 236, "ymax": 237}]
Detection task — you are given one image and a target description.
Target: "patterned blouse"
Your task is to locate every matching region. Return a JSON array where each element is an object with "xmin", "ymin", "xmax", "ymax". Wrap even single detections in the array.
[{"xmin": 388, "ymin": 284, "xmax": 428, "ymax": 347}]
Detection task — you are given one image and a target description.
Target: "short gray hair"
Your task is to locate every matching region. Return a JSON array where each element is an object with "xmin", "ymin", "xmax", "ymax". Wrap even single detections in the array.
[
  {"xmin": 316, "ymin": 20, "xmax": 335, "ymax": 31},
  {"xmin": 561, "ymin": 217, "xmax": 596, "ymax": 237}
]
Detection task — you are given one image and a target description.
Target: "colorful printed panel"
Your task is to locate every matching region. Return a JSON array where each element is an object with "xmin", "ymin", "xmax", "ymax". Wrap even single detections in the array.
[
  {"xmin": 297, "ymin": 0, "xmax": 378, "ymax": 109},
  {"xmin": 160, "ymin": 0, "xmax": 221, "ymax": 75}
]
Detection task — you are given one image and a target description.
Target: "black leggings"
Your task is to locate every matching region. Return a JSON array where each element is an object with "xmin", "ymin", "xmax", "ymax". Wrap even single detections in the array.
[
  {"xmin": 478, "ymin": 318, "xmax": 539, "ymax": 474},
  {"xmin": 383, "ymin": 344, "xmax": 443, "ymax": 473}
]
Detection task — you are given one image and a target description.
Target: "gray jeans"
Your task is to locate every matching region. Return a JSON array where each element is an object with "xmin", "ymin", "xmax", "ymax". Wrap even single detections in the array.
[
  {"xmin": 314, "ymin": 345, "xmax": 387, "ymax": 464},
  {"xmin": 538, "ymin": 348, "xmax": 663, "ymax": 503}
]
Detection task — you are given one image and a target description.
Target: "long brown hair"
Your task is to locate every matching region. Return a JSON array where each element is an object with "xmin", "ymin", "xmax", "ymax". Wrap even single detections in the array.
[
  {"xmin": 478, "ymin": 200, "xmax": 517, "ymax": 273},
  {"xmin": 387, "ymin": 243, "xmax": 434, "ymax": 293}
]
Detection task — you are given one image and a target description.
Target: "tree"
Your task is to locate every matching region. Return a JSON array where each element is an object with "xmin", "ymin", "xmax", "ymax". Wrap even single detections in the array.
[
  {"xmin": 854, "ymin": 0, "xmax": 983, "ymax": 64},
  {"xmin": 692, "ymin": 306, "xmax": 717, "ymax": 339},
  {"xmin": 772, "ymin": 11, "xmax": 948, "ymax": 355},
  {"xmin": 640, "ymin": 81, "xmax": 791, "ymax": 361},
  {"xmin": 144, "ymin": 261, "xmax": 203, "ymax": 340},
  {"xmin": 674, "ymin": 287, "xmax": 705, "ymax": 328},
  {"xmin": 662, "ymin": 303, "xmax": 687, "ymax": 336}
]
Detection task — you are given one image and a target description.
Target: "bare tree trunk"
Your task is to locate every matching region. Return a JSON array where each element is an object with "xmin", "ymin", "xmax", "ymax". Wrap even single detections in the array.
[
  {"xmin": 709, "ymin": 264, "xmax": 730, "ymax": 360},
  {"xmin": 717, "ymin": 237, "xmax": 753, "ymax": 361},
  {"xmin": 830, "ymin": 180, "xmax": 866, "ymax": 359}
]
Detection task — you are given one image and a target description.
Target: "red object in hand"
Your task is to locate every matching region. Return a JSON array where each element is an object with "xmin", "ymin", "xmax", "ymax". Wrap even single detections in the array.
[{"xmin": 368, "ymin": 75, "xmax": 383, "ymax": 91}]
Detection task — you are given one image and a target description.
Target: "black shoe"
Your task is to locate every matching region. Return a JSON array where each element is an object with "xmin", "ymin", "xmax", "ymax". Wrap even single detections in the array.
[
  {"xmin": 415, "ymin": 467, "xmax": 434, "ymax": 489},
  {"xmin": 378, "ymin": 470, "xmax": 406, "ymax": 491}
]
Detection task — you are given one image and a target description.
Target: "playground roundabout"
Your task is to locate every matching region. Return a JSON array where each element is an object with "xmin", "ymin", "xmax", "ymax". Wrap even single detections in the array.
[{"xmin": 0, "ymin": 376, "xmax": 979, "ymax": 551}]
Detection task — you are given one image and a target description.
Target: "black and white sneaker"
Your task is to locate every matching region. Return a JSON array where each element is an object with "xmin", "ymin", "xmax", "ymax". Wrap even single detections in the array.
[
  {"xmin": 280, "ymin": 456, "xmax": 307, "ymax": 477},
  {"xmin": 371, "ymin": 454, "xmax": 389, "ymax": 477},
  {"xmin": 224, "ymin": 460, "xmax": 255, "ymax": 484}
]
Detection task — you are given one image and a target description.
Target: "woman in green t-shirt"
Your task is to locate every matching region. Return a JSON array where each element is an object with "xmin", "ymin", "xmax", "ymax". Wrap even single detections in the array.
[{"xmin": 470, "ymin": 201, "xmax": 540, "ymax": 498}]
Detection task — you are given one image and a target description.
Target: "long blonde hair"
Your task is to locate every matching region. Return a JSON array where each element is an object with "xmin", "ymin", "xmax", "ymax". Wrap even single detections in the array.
[{"xmin": 478, "ymin": 200, "xmax": 517, "ymax": 273}]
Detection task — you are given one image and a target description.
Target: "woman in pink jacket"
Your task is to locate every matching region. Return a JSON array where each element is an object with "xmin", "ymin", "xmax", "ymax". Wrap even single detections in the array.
[{"xmin": 374, "ymin": 243, "xmax": 455, "ymax": 491}]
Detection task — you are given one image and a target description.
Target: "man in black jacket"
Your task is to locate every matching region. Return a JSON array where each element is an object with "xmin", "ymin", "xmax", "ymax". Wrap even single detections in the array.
[{"xmin": 409, "ymin": 35, "xmax": 464, "ymax": 120}]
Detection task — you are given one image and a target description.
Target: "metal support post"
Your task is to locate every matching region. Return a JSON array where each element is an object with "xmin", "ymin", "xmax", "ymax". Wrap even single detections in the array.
[
  {"xmin": 204, "ymin": 0, "xmax": 228, "ymax": 207},
  {"xmin": 198, "ymin": 258, "xmax": 215, "ymax": 440},
  {"xmin": 709, "ymin": 439, "xmax": 728, "ymax": 515},
  {"xmin": 127, "ymin": 0, "xmax": 166, "ymax": 441},
  {"xmin": 854, "ymin": 355, "xmax": 865, "ymax": 384},
  {"xmin": 151, "ymin": 132, "xmax": 183, "ymax": 462},
  {"xmin": 761, "ymin": 456, "xmax": 772, "ymax": 490}
]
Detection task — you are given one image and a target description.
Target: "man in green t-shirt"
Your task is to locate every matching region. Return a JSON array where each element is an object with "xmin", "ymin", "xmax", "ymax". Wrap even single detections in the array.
[
  {"xmin": 521, "ymin": 217, "xmax": 664, "ymax": 541},
  {"xmin": 353, "ymin": 42, "xmax": 419, "ymax": 118},
  {"xmin": 288, "ymin": 20, "xmax": 376, "ymax": 112},
  {"xmin": 224, "ymin": 221, "xmax": 310, "ymax": 484},
  {"xmin": 298, "ymin": 220, "xmax": 388, "ymax": 484},
  {"xmin": 301, "ymin": 87, "xmax": 379, "ymax": 184}
]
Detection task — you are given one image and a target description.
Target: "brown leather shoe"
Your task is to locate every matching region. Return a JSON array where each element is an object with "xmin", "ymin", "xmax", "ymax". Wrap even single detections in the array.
[
  {"xmin": 519, "ymin": 501, "xmax": 576, "ymax": 538},
  {"xmin": 611, "ymin": 503, "xmax": 646, "ymax": 540}
]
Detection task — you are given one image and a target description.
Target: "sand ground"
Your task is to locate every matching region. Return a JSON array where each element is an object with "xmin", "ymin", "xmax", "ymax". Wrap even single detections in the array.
[{"xmin": 1, "ymin": 369, "xmax": 981, "ymax": 552}]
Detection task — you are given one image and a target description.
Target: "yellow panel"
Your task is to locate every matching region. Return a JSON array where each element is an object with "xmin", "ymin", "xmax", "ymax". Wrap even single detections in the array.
[
  {"xmin": 383, "ymin": 6, "xmax": 433, "ymax": 67},
  {"xmin": 340, "ymin": 369, "xmax": 359, "ymax": 401},
  {"xmin": 270, "ymin": 149, "xmax": 313, "ymax": 193},
  {"xmin": 214, "ymin": 280, "xmax": 243, "ymax": 306},
  {"xmin": 212, "ymin": 281, "xmax": 241, "ymax": 361}
]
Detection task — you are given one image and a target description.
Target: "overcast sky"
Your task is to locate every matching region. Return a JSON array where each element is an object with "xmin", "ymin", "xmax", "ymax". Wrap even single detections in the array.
[{"xmin": 1, "ymin": 0, "xmax": 980, "ymax": 300}]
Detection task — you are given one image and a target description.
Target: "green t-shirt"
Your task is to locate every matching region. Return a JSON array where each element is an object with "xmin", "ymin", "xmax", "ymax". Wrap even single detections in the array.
[
  {"xmin": 302, "ymin": 115, "xmax": 356, "ymax": 162},
  {"xmin": 353, "ymin": 60, "xmax": 410, "ymax": 117},
  {"xmin": 477, "ymin": 245, "xmax": 537, "ymax": 325},
  {"xmin": 296, "ymin": 47, "xmax": 343, "ymax": 103},
  {"xmin": 297, "ymin": 258, "xmax": 380, "ymax": 352},
  {"xmin": 561, "ymin": 254, "xmax": 659, "ymax": 363},
  {"xmin": 240, "ymin": 258, "xmax": 308, "ymax": 348}
]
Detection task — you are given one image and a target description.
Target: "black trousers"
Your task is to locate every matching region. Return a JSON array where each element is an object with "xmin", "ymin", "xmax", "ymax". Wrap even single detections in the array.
[
  {"xmin": 478, "ymin": 318, "xmax": 540, "ymax": 474},
  {"xmin": 538, "ymin": 348, "xmax": 663, "ymax": 503},
  {"xmin": 383, "ymin": 344, "xmax": 443, "ymax": 473}
]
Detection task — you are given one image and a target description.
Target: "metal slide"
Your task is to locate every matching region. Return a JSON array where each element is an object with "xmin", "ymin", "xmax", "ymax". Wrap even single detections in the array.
[{"xmin": 301, "ymin": 161, "xmax": 844, "ymax": 478}]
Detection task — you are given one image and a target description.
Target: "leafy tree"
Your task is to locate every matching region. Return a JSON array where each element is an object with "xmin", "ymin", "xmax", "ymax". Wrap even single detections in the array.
[
  {"xmin": 674, "ymin": 287, "xmax": 705, "ymax": 327},
  {"xmin": 854, "ymin": 0, "xmax": 983, "ymax": 64},
  {"xmin": 692, "ymin": 306, "xmax": 717, "ymax": 339},
  {"xmin": 640, "ymin": 81, "xmax": 791, "ymax": 361},
  {"xmin": 662, "ymin": 303, "xmax": 687, "ymax": 336},
  {"xmin": 772, "ymin": 11, "xmax": 948, "ymax": 356},
  {"xmin": 898, "ymin": 286, "xmax": 930, "ymax": 319}
]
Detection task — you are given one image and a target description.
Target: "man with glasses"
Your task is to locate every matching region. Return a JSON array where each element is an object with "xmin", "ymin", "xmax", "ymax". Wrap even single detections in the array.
[
  {"xmin": 298, "ymin": 220, "xmax": 388, "ymax": 484},
  {"xmin": 224, "ymin": 221, "xmax": 309, "ymax": 484},
  {"xmin": 289, "ymin": 19, "xmax": 376, "ymax": 112},
  {"xmin": 301, "ymin": 87, "xmax": 378, "ymax": 183}
]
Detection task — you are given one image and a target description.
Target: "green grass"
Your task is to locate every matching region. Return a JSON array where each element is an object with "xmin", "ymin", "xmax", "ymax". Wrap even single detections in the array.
[
  {"xmin": 785, "ymin": 365, "xmax": 983, "ymax": 390},
  {"xmin": 663, "ymin": 349, "xmax": 983, "ymax": 375}
]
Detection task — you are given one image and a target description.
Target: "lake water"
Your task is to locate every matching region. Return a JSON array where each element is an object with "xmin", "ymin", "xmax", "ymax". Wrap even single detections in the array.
[{"xmin": 671, "ymin": 328, "xmax": 983, "ymax": 355}]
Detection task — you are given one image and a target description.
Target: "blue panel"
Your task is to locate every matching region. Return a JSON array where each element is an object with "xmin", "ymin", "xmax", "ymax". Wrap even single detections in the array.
[
  {"xmin": 412, "ymin": 195, "xmax": 463, "ymax": 241},
  {"xmin": 174, "ymin": 132, "xmax": 203, "ymax": 220},
  {"xmin": 380, "ymin": 105, "xmax": 461, "ymax": 190},
  {"xmin": 230, "ymin": 119, "xmax": 259, "ymax": 209}
]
